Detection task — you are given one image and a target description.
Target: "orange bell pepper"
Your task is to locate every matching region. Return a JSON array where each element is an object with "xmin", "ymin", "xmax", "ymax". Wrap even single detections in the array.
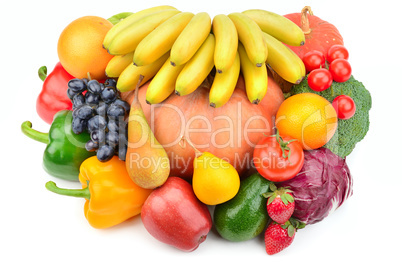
[{"xmin": 45, "ymin": 155, "xmax": 153, "ymax": 229}]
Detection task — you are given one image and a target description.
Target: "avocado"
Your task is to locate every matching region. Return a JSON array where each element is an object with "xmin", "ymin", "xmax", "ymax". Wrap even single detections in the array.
[{"xmin": 213, "ymin": 173, "xmax": 271, "ymax": 242}]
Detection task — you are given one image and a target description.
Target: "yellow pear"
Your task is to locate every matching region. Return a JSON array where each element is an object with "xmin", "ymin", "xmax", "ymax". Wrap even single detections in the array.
[
  {"xmin": 184, "ymin": 139, "xmax": 240, "ymax": 205},
  {"xmin": 126, "ymin": 76, "xmax": 170, "ymax": 189}
]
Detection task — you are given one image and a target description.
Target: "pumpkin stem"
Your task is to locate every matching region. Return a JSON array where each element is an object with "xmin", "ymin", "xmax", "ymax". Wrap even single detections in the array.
[
  {"xmin": 179, "ymin": 136, "xmax": 203, "ymax": 157},
  {"xmin": 301, "ymin": 6, "xmax": 313, "ymax": 34}
]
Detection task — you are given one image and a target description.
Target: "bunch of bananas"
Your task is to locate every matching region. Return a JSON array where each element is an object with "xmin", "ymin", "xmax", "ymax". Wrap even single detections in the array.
[{"xmin": 103, "ymin": 5, "xmax": 306, "ymax": 108}]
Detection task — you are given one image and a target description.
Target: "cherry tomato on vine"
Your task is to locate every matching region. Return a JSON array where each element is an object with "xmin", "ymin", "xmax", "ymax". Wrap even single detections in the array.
[
  {"xmin": 327, "ymin": 45, "xmax": 349, "ymax": 63},
  {"xmin": 253, "ymin": 132, "xmax": 304, "ymax": 182},
  {"xmin": 307, "ymin": 68, "xmax": 332, "ymax": 91},
  {"xmin": 332, "ymin": 95, "xmax": 356, "ymax": 120},
  {"xmin": 302, "ymin": 50, "xmax": 326, "ymax": 73},
  {"xmin": 329, "ymin": 59, "xmax": 352, "ymax": 82}
]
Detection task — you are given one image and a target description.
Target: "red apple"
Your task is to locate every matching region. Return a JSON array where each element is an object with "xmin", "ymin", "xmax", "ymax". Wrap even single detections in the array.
[{"xmin": 141, "ymin": 177, "xmax": 212, "ymax": 252}]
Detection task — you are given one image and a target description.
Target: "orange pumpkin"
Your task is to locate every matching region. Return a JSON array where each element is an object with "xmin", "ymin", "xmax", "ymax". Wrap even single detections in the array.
[
  {"xmin": 284, "ymin": 6, "xmax": 344, "ymax": 60},
  {"xmin": 121, "ymin": 74, "xmax": 284, "ymax": 180}
]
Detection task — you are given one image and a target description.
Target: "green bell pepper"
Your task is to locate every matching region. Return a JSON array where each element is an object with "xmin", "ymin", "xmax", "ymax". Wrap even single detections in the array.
[{"xmin": 21, "ymin": 110, "xmax": 95, "ymax": 181}]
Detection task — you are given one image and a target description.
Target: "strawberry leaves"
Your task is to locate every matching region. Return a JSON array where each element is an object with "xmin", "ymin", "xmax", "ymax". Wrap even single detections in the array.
[
  {"xmin": 263, "ymin": 184, "xmax": 296, "ymax": 224},
  {"xmin": 262, "ymin": 184, "xmax": 294, "ymax": 205},
  {"xmin": 262, "ymin": 183, "xmax": 306, "ymax": 255},
  {"xmin": 281, "ymin": 218, "xmax": 306, "ymax": 237}
]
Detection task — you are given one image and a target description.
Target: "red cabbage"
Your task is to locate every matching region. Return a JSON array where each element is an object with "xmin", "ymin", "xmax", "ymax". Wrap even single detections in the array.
[{"xmin": 277, "ymin": 148, "xmax": 353, "ymax": 225}]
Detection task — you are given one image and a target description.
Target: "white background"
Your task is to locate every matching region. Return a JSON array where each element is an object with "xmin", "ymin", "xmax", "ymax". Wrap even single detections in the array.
[{"xmin": 1, "ymin": 0, "xmax": 401, "ymax": 267}]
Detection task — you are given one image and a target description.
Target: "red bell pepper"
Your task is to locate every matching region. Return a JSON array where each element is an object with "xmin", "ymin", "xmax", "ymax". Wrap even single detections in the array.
[{"xmin": 36, "ymin": 62, "xmax": 74, "ymax": 124}]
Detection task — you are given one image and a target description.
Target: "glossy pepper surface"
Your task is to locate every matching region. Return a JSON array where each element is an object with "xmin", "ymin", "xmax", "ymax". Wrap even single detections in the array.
[
  {"xmin": 21, "ymin": 110, "xmax": 95, "ymax": 181},
  {"xmin": 45, "ymin": 156, "xmax": 153, "ymax": 229},
  {"xmin": 36, "ymin": 62, "xmax": 74, "ymax": 124}
]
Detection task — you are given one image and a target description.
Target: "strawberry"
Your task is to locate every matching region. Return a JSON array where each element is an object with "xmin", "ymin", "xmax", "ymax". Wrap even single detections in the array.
[
  {"xmin": 263, "ymin": 184, "xmax": 295, "ymax": 224},
  {"xmin": 264, "ymin": 219, "xmax": 305, "ymax": 255}
]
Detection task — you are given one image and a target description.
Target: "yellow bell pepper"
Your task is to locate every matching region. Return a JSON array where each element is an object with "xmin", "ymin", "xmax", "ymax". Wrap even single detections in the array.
[{"xmin": 45, "ymin": 156, "xmax": 153, "ymax": 229}]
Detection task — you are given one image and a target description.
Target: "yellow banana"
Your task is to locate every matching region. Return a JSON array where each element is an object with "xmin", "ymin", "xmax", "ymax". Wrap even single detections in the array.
[
  {"xmin": 175, "ymin": 34, "xmax": 215, "ymax": 96},
  {"xmin": 170, "ymin": 12, "xmax": 212, "ymax": 67},
  {"xmin": 133, "ymin": 12, "xmax": 195, "ymax": 66},
  {"xmin": 228, "ymin": 12, "xmax": 267, "ymax": 67},
  {"xmin": 238, "ymin": 42, "xmax": 268, "ymax": 104},
  {"xmin": 146, "ymin": 57, "xmax": 186, "ymax": 104},
  {"xmin": 262, "ymin": 32, "xmax": 305, "ymax": 84},
  {"xmin": 212, "ymin": 14, "xmax": 238, "ymax": 73},
  {"xmin": 116, "ymin": 52, "xmax": 170, "ymax": 92},
  {"xmin": 243, "ymin": 9, "xmax": 305, "ymax": 46},
  {"xmin": 105, "ymin": 52, "xmax": 134, "ymax": 78},
  {"xmin": 107, "ymin": 9, "xmax": 181, "ymax": 55},
  {"xmin": 103, "ymin": 5, "xmax": 178, "ymax": 49},
  {"xmin": 209, "ymin": 51, "xmax": 240, "ymax": 108}
]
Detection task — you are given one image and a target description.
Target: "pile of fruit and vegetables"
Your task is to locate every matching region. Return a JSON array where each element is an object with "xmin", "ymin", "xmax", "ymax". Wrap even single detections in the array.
[{"xmin": 22, "ymin": 5, "xmax": 371, "ymax": 255}]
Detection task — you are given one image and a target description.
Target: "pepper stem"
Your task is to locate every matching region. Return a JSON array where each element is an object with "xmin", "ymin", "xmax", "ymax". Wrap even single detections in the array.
[
  {"xmin": 45, "ymin": 181, "xmax": 91, "ymax": 199},
  {"xmin": 21, "ymin": 121, "xmax": 50, "ymax": 144}
]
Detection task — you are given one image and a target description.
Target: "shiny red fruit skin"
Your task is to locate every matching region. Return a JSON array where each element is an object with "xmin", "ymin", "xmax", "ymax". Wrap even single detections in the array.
[
  {"xmin": 329, "ymin": 59, "xmax": 352, "ymax": 82},
  {"xmin": 303, "ymin": 50, "xmax": 326, "ymax": 73},
  {"xmin": 332, "ymin": 95, "xmax": 356, "ymax": 119},
  {"xmin": 267, "ymin": 194, "xmax": 295, "ymax": 224},
  {"xmin": 265, "ymin": 222, "xmax": 295, "ymax": 255},
  {"xmin": 36, "ymin": 62, "xmax": 74, "ymax": 124},
  {"xmin": 141, "ymin": 177, "xmax": 212, "ymax": 252},
  {"xmin": 253, "ymin": 135, "xmax": 304, "ymax": 182}
]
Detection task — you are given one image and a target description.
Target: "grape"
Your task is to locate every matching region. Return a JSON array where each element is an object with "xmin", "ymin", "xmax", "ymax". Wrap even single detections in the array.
[
  {"xmin": 107, "ymin": 119, "xmax": 119, "ymax": 133},
  {"xmin": 95, "ymin": 102, "xmax": 108, "ymax": 116},
  {"xmin": 87, "ymin": 80, "xmax": 102, "ymax": 95},
  {"xmin": 85, "ymin": 92, "xmax": 101, "ymax": 105},
  {"xmin": 118, "ymin": 144, "xmax": 127, "ymax": 161},
  {"xmin": 107, "ymin": 104, "xmax": 126, "ymax": 119},
  {"xmin": 68, "ymin": 78, "xmax": 87, "ymax": 93},
  {"xmin": 118, "ymin": 132, "xmax": 128, "ymax": 161},
  {"xmin": 85, "ymin": 140, "xmax": 99, "ymax": 152},
  {"xmin": 101, "ymin": 86, "xmax": 118, "ymax": 103},
  {"xmin": 106, "ymin": 131, "xmax": 120, "ymax": 147},
  {"xmin": 68, "ymin": 77, "xmax": 129, "ymax": 162},
  {"xmin": 75, "ymin": 104, "xmax": 94, "ymax": 120},
  {"xmin": 67, "ymin": 87, "xmax": 78, "ymax": 100},
  {"xmin": 104, "ymin": 78, "xmax": 117, "ymax": 88},
  {"xmin": 113, "ymin": 99, "xmax": 131, "ymax": 114},
  {"xmin": 72, "ymin": 93, "xmax": 85, "ymax": 109},
  {"xmin": 90, "ymin": 129, "xmax": 106, "ymax": 145},
  {"xmin": 97, "ymin": 145, "xmax": 115, "ymax": 162},
  {"xmin": 87, "ymin": 115, "xmax": 107, "ymax": 133},
  {"xmin": 72, "ymin": 117, "xmax": 87, "ymax": 134}
]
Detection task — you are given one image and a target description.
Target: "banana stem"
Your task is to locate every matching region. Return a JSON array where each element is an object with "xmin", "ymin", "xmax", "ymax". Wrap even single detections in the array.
[{"xmin": 301, "ymin": 6, "xmax": 313, "ymax": 34}]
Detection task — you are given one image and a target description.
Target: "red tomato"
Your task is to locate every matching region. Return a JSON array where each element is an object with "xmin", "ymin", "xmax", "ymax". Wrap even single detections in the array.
[
  {"xmin": 307, "ymin": 68, "xmax": 332, "ymax": 91},
  {"xmin": 332, "ymin": 95, "xmax": 356, "ymax": 119},
  {"xmin": 329, "ymin": 59, "xmax": 352, "ymax": 82},
  {"xmin": 253, "ymin": 133, "xmax": 304, "ymax": 182},
  {"xmin": 327, "ymin": 45, "xmax": 349, "ymax": 63},
  {"xmin": 302, "ymin": 50, "xmax": 326, "ymax": 73}
]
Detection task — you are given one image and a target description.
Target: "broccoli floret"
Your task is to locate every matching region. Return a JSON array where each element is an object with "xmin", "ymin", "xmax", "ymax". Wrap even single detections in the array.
[{"xmin": 288, "ymin": 75, "xmax": 372, "ymax": 158}]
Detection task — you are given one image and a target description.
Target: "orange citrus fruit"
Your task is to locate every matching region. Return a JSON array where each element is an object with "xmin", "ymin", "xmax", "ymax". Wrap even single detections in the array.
[
  {"xmin": 275, "ymin": 93, "xmax": 338, "ymax": 150},
  {"xmin": 57, "ymin": 16, "xmax": 113, "ymax": 80}
]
